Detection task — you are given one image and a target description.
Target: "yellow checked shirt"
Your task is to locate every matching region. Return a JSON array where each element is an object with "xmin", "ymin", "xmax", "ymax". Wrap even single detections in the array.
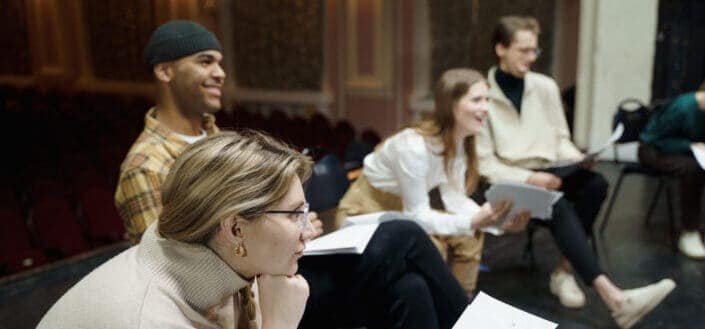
[{"xmin": 114, "ymin": 108, "xmax": 218, "ymax": 243}]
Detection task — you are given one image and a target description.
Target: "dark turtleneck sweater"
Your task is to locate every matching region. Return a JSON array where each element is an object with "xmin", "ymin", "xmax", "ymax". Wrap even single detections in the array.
[{"xmin": 495, "ymin": 68, "xmax": 524, "ymax": 114}]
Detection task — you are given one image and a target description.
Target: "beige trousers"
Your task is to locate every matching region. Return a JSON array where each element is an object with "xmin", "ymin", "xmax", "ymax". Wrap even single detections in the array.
[{"xmin": 336, "ymin": 175, "xmax": 484, "ymax": 292}]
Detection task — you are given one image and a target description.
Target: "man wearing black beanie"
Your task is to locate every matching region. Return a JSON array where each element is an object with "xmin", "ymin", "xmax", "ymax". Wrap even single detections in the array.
[{"xmin": 115, "ymin": 20, "xmax": 469, "ymax": 329}]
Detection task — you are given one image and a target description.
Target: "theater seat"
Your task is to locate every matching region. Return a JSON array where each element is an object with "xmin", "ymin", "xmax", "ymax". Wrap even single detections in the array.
[
  {"xmin": 31, "ymin": 197, "xmax": 88, "ymax": 258},
  {"xmin": 79, "ymin": 187, "xmax": 126, "ymax": 244},
  {"xmin": 0, "ymin": 209, "xmax": 47, "ymax": 275}
]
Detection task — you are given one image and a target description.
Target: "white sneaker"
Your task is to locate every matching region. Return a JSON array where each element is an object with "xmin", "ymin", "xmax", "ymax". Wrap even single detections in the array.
[
  {"xmin": 612, "ymin": 278, "xmax": 676, "ymax": 329},
  {"xmin": 549, "ymin": 269, "xmax": 586, "ymax": 308},
  {"xmin": 678, "ymin": 231, "xmax": 705, "ymax": 259}
]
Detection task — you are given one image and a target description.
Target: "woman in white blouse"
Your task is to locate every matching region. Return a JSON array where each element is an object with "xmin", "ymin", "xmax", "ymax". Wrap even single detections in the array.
[{"xmin": 336, "ymin": 68, "xmax": 531, "ymax": 293}]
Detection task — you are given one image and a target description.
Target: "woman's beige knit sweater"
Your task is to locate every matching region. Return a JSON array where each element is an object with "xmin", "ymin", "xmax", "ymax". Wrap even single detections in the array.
[{"xmin": 37, "ymin": 223, "xmax": 258, "ymax": 328}]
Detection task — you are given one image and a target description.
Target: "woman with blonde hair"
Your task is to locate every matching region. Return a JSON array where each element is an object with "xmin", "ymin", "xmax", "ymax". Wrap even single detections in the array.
[
  {"xmin": 337, "ymin": 68, "xmax": 532, "ymax": 294},
  {"xmin": 39, "ymin": 131, "xmax": 315, "ymax": 328}
]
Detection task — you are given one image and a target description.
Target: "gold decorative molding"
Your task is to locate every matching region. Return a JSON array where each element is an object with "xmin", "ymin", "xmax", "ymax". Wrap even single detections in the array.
[
  {"xmin": 26, "ymin": 0, "xmax": 74, "ymax": 81},
  {"xmin": 345, "ymin": 0, "xmax": 393, "ymax": 97}
]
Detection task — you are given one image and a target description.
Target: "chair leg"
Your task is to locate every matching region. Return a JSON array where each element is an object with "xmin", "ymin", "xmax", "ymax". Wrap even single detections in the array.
[
  {"xmin": 523, "ymin": 224, "xmax": 536, "ymax": 267},
  {"xmin": 599, "ymin": 171, "xmax": 626, "ymax": 235},
  {"xmin": 644, "ymin": 178, "xmax": 665, "ymax": 226},
  {"xmin": 664, "ymin": 179, "xmax": 678, "ymax": 251}
]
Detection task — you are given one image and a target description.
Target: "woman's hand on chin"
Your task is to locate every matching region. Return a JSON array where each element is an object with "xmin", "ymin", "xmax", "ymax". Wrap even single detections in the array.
[{"xmin": 258, "ymin": 274, "xmax": 309, "ymax": 329}]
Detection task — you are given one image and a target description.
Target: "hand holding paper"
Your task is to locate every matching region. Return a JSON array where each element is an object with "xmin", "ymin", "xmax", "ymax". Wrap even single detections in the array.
[
  {"xmin": 483, "ymin": 182, "xmax": 563, "ymax": 235},
  {"xmin": 471, "ymin": 201, "xmax": 530, "ymax": 233}
]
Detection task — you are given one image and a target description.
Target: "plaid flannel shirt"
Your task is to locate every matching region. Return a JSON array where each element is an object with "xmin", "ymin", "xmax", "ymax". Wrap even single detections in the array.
[{"xmin": 115, "ymin": 108, "xmax": 218, "ymax": 243}]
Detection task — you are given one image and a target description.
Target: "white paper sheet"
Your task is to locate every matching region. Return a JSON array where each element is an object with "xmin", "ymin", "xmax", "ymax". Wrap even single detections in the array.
[
  {"xmin": 542, "ymin": 123, "xmax": 625, "ymax": 177},
  {"xmin": 303, "ymin": 223, "xmax": 379, "ymax": 256},
  {"xmin": 341, "ymin": 211, "xmax": 389, "ymax": 227},
  {"xmin": 691, "ymin": 144, "xmax": 705, "ymax": 170},
  {"xmin": 452, "ymin": 292, "xmax": 558, "ymax": 329},
  {"xmin": 341, "ymin": 211, "xmax": 413, "ymax": 228},
  {"xmin": 483, "ymin": 182, "xmax": 563, "ymax": 235}
]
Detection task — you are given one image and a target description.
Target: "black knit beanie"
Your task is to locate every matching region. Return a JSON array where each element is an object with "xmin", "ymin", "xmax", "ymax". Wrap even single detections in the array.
[{"xmin": 144, "ymin": 20, "xmax": 222, "ymax": 68}]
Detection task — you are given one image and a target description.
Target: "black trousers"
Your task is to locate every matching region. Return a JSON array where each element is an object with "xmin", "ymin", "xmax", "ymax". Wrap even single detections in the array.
[
  {"xmin": 298, "ymin": 220, "xmax": 469, "ymax": 329},
  {"xmin": 473, "ymin": 169, "xmax": 608, "ymax": 284},
  {"xmin": 538, "ymin": 169, "xmax": 609, "ymax": 284},
  {"xmin": 639, "ymin": 143, "xmax": 705, "ymax": 231}
]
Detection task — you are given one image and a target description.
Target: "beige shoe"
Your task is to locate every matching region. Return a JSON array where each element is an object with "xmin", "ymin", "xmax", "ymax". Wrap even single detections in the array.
[
  {"xmin": 549, "ymin": 269, "xmax": 586, "ymax": 308},
  {"xmin": 612, "ymin": 278, "xmax": 676, "ymax": 329},
  {"xmin": 678, "ymin": 231, "xmax": 705, "ymax": 259}
]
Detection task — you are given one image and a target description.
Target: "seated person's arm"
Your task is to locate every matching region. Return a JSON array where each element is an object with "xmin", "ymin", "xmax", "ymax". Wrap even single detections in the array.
[
  {"xmin": 394, "ymin": 138, "xmax": 476, "ymax": 236},
  {"xmin": 475, "ymin": 122, "xmax": 534, "ymax": 184},
  {"xmin": 440, "ymin": 184, "xmax": 530, "ymax": 233},
  {"xmin": 644, "ymin": 120, "xmax": 692, "ymax": 155},
  {"xmin": 641, "ymin": 98, "xmax": 693, "ymax": 155}
]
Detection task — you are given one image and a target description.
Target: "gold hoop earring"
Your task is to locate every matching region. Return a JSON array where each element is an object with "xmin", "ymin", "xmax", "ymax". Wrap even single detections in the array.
[{"xmin": 234, "ymin": 242, "xmax": 248, "ymax": 257}]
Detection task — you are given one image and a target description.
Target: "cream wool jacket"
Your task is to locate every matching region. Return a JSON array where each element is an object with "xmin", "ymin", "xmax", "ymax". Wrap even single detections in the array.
[
  {"xmin": 476, "ymin": 67, "xmax": 583, "ymax": 183},
  {"xmin": 37, "ymin": 223, "xmax": 259, "ymax": 329}
]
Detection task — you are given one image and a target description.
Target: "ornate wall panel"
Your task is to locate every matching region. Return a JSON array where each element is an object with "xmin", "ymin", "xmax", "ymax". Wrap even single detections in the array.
[
  {"xmin": 82, "ymin": 0, "xmax": 156, "ymax": 81},
  {"xmin": 0, "ymin": 1, "xmax": 31, "ymax": 75},
  {"xmin": 231, "ymin": 0, "xmax": 324, "ymax": 91},
  {"xmin": 429, "ymin": 0, "xmax": 555, "ymax": 83},
  {"xmin": 428, "ymin": 0, "xmax": 473, "ymax": 86},
  {"xmin": 344, "ymin": 0, "xmax": 393, "ymax": 96}
]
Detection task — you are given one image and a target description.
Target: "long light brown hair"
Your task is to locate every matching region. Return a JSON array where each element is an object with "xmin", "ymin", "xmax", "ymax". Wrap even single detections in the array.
[{"xmin": 413, "ymin": 68, "xmax": 486, "ymax": 194}]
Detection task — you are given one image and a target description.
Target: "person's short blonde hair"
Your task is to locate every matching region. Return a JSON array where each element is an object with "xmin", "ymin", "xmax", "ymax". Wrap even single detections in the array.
[{"xmin": 158, "ymin": 130, "xmax": 313, "ymax": 244}]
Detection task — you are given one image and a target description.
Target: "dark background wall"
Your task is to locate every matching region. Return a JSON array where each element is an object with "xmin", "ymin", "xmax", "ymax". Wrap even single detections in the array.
[
  {"xmin": 0, "ymin": 0, "xmax": 31, "ymax": 76},
  {"xmin": 651, "ymin": 0, "xmax": 705, "ymax": 99},
  {"xmin": 429, "ymin": 0, "xmax": 556, "ymax": 84},
  {"xmin": 231, "ymin": 0, "xmax": 324, "ymax": 90}
]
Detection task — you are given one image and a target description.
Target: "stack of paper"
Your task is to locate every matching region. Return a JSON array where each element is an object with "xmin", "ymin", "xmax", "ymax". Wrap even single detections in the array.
[
  {"xmin": 485, "ymin": 182, "xmax": 562, "ymax": 220},
  {"xmin": 483, "ymin": 182, "xmax": 562, "ymax": 235},
  {"xmin": 303, "ymin": 223, "xmax": 379, "ymax": 256},
  {"xmin": 453, "ymin": 292, "xmax": 557, "ymax": 329}
]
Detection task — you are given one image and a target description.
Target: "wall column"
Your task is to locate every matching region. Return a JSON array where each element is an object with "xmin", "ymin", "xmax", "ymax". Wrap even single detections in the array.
[{"xmin": 574, "ymin": 0, "xmax": 658, "ymax": 159}]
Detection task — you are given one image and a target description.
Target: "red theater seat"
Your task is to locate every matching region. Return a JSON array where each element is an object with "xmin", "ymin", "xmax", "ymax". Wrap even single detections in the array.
[
  {"xmin": 79, "ymin": 187, "xmax": 126, "ymax": 244},
  {"xmin": 31, "ymin": 197, "xmax": 88, "ymax": 258},
  {"xmin": 0, "ymin": 209, "xmax": 47, "ymax": 274}
]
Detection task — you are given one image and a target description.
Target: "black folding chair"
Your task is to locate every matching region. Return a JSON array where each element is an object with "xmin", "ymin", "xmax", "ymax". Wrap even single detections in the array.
[{"xmin": 597, "ymin": 98, "xmax": 678, "ymax": 249}]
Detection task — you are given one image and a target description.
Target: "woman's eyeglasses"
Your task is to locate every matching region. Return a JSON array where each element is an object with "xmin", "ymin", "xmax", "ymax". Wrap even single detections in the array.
[{"xmin": 264, "ymin": 203, "xmax": 310, "ymax": 231}]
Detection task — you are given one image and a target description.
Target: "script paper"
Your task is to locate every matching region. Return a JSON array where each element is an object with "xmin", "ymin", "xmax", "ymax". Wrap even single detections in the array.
[
  {"xmin": 484, "ymin": 182, "xmax": 563, "ymax": 235},
  {"xmin": 303, "ymin": 223, "xmax": 379, "ymax": 256},
  {"xmin": 341, "ymin": 211, "xmax": 415, "ymax": 227},
  {"xmin": 543, "ymin": 123, "xmax": 624, "ymax": 177},
  {"xmin": 692, "ymin": 144, "xmax": 705, "ymax": 170},
  {"xmin": 452, "ymin": 292, "xmax": 558, "ymax": 329}
]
